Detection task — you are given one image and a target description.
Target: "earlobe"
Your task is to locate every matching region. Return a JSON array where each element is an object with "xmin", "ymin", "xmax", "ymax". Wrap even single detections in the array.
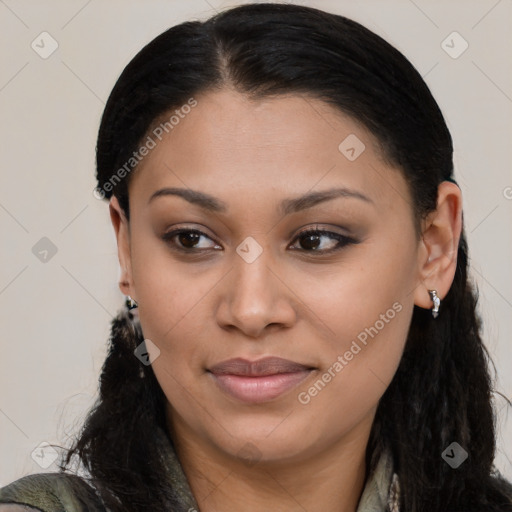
[
  {"xmin": 413, "ymin": 181, "xmax": 463, "ymax": 311},
  {"xmin": 109, "ymin": 196, "xmax": 136, "ymax": 300}
]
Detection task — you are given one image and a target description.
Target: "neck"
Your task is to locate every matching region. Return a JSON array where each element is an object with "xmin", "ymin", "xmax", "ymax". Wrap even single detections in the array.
[{"xmin": 167, "ymin": 410, "xmax": 375, "ymax": 512}]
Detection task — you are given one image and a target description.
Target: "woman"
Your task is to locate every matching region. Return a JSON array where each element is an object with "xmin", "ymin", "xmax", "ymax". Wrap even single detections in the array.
[{"xmin": 1, "ymin": 3, "xmax": 511, "ymax": 511}]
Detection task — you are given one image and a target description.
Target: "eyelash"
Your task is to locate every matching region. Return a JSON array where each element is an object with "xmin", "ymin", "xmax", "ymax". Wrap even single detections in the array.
[{"xmin": 161, "ymin": 225, "xmax": 358, "ymax": 256}]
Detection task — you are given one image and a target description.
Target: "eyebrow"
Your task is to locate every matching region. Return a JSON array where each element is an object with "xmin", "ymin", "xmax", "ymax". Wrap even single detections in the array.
[{"xmin": 147, "ymin": 186, "xmax": 373, "ymax": 215}]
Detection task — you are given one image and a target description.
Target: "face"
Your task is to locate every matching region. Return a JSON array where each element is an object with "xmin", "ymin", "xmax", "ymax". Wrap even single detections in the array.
[{"xmin": 113, "ymin": 89, "xmax": 425, "ymax": 464}]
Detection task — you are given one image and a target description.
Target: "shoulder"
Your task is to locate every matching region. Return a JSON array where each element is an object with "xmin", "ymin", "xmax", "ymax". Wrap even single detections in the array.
[{"xmin": 0, "ymin": 472, "xmax": 105, "ymax": 512}]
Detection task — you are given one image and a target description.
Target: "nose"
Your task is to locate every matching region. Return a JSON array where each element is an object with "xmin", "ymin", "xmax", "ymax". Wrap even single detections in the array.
[{"xmin": 216, "ymin": 245, "xmax": 297, "ymax": 338}]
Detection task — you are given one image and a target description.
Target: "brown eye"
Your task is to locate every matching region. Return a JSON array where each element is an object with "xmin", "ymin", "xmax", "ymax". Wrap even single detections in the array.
[
  {"xmin": 290, "ymin": 228, "xmax": 357, "ymax": 254},
  {"xmin": 161, "ymin": 226, "xmax": 357, "ymax": 256},
  {"xmin": 177, "ymin": 231, "xmax": 201, "ymax": 249},
  {"xmin": 162, "ymin": 229, "xmax": 220, "ymax": 252}
]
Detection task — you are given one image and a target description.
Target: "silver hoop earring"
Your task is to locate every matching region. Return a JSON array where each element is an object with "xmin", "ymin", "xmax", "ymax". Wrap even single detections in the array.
[
  {"xmin": 125, "ymin": 295, "xmax": 138, "ymax": 310},
  {"xmin": 428, "ymin": 290, "xmax": 440, "ymax": 318}
]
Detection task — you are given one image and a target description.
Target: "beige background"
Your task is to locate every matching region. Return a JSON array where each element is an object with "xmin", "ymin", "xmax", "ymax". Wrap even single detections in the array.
[{"xmin": 1, "ymin": 0, "xmax": 511, "ymax": 485}]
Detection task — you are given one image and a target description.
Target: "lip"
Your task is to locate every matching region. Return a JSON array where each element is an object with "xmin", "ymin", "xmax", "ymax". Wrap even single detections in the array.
[{"xmin": 208, "ymin": 357, "xmax": 315, "ymax": 404}]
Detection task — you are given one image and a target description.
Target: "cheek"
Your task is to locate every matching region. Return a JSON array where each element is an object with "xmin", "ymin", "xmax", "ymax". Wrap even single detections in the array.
[
  {"xmin": 129, "ymin": 235, "xmax": 212, "ymax": 363},
  {"xmin": 295, "ymin": 298, "xmax": 413, "ymax": 436},
  {"xmin": 294, "ymin": 232, "xmax": 417, "ymax": 410},
  {"xmin": 304, "ymin": 230, "xmax": 417, "ymax": 350}
]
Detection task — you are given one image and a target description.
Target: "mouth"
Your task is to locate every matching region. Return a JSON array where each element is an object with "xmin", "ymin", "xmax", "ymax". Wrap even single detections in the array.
[{"xmin": 207, "ymin": 357, "xmax": 316, "ymax": 404}]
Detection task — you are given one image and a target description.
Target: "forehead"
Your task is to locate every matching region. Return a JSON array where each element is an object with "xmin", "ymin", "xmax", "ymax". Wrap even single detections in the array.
[{"xmin": 128, "ymin": 89, "xmax": 410, "ymax": 215}]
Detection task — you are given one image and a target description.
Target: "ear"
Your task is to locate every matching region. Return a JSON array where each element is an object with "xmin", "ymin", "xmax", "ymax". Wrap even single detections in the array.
[
  {"xmin": 413, "ymin": 181, "xmax": 463, "ymax": 310},
  {"xmin": 109, "ymin": 195, "xmax": 136, "ymax": 301}
]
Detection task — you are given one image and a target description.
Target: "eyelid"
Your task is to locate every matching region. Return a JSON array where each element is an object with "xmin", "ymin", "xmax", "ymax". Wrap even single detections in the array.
[
  {"xmin": 293, "ymin": 223, "xmax": 354, "ymax": 238},
  {"xmin": 162, "ymin": 223, "xmax": 218, "ymax": 240},
  {"xmin": 162, "ymin": 223, "xmax": 358, "ymax": 255},
  {"xmin": 289, "ymin": 225, "xmax": 358, "ymax": 253},
  {"xmin": 161, "ymin": 227, "xmax": 221, "ymax": 250}
]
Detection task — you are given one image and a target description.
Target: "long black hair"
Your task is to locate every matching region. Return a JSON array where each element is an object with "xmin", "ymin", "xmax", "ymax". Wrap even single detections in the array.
[{"xmin": 61, "ymin": 3, "xmax": 512, "ymax": 511}]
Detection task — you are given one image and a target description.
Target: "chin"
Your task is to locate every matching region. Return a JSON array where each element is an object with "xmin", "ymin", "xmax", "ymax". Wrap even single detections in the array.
[{"xmin": 208, "ymin": 414, "xmax": 328, "ymax": 465}]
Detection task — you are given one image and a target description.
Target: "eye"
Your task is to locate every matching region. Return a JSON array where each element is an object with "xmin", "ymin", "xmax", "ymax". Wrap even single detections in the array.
[
  {"xmin": 161, "ymin": 228, "xmax": 221, "ymax": 252},
  {"xmin": 161, "ymin": 225, "xmax": 358, "ymax": 255},
  {"xmin": 289, "ymin": 226, "xmax": 357, "ymax": 254}
]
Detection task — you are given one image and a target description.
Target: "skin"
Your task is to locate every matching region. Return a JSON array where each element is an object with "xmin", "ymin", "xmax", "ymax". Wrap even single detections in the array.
[{"xmin": 109, "ymin": 89, "xmax": 462, "ymax": 512}]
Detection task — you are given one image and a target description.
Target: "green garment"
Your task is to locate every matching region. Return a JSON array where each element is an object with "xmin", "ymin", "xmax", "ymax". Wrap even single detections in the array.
[{"xmin": 0, "ymin": 426, "xmax": 399, "ymax": 511}]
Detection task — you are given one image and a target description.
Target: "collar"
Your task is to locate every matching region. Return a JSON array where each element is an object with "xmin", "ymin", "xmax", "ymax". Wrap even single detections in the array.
[{"xmin": 356, "ymin": 445, "xmax": 400, "ymax": 512}]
